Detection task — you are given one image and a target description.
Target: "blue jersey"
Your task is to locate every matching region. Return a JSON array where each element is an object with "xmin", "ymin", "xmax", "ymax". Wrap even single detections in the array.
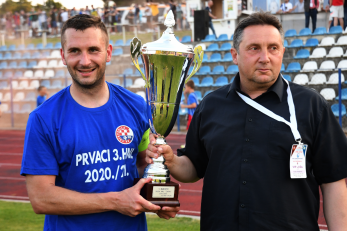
[
  {"xmin": 187, "ymin": 92, "xmax": 198, "ymax": 116},
  {"xmin": 21, "ymin": 82, "xmax": 149, "ymax": 231},
  {"xmin": 36, "ymin": 95, "xmax": 46, "ymax": 107}
]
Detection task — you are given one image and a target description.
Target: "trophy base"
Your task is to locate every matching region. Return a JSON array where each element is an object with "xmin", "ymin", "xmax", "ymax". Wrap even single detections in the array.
[{"xmin": 133, "ymin": 178, "xmax": 180, "ymax": 207}]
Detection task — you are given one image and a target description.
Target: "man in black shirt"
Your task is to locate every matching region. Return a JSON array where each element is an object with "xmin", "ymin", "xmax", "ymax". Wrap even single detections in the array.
[
  {"xmin": 205, "ymin": 0, "xmax": 217, "ymax": 37},
  {"xmin": 50, "ymin": 8, "xmax": 58, "ymax": 36},
  {"xmin": 146, "ymin": 12, "xmax": 347, "ymax": 230}
]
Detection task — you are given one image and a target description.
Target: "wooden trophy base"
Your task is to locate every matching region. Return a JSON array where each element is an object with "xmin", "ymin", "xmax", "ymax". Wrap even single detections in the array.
[{"xmin": 133, "ymin": 178, "xmax": 180, "ymax": 207}]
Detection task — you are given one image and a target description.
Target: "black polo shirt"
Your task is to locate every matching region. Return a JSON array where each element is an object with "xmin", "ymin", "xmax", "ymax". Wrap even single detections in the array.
[{"xmin": 179, "ymin": 73, "xmax": 347, "ymax": 231}]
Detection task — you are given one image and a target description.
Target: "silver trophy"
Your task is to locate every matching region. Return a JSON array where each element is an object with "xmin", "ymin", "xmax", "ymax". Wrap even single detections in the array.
[{"xmin": 131, "ymin": 10, "xmax": 203, "ymax": 186}]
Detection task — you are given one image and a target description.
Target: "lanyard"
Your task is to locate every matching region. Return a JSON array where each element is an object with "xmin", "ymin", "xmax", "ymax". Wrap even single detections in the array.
[{"xmin": 236, "ymin": 75, "xmax": 302, "ymax": 143}]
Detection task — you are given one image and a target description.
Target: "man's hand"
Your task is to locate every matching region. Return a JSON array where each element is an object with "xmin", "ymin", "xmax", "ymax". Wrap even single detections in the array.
[
  {"xmin": 180, "ymin": 104, "xmax": 187, "ymax": 108},
  {"xmin": 113, "ymin": 178, "xmax": 161, "ymax": 217},
  {"xmin": 146, "ymin": 134, "xmax": 176, "ymax": 168},
  {"xmin": 156, "ymin": 206, "xmax": 180, "ymax": 220}
]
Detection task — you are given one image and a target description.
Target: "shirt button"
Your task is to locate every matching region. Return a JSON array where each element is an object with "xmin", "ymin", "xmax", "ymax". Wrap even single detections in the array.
[
  {"xmin": 241, "ymin": 204, "xmax": 245, "ymax": 208},
  {"xmin": 245, "ymin": 138, "xmax": 250, "ymax": 142},
  {"xmin": 243, "ymin": 181, "xmax": 247, "ymax": 185},
  {"xmin": 244, "ymin": 159, "xmax": 248, "ymax": 162},
  {"xmin": 248, "ymin": 118, "xmax": 252, "ymax": 122}
]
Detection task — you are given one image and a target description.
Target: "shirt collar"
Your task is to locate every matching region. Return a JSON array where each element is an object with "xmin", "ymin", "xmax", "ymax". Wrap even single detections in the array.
[{"xmin": 227, "ymin": 72, "xmax": 285, "ymax": 102}]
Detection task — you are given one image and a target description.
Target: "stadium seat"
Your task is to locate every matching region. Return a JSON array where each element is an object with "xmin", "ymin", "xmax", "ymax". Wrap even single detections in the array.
[
  {"xmin": 28, "ymin": 80, "xmax": 39, "ymax": 89},
  {"xmin": 114, "ymin": 39, "xmax": 124, "ymax": 46},
  {"xmin": 0, "ymin": 71, "xmax": 2, "ymax": 79},
  {"xmin": 8, "ymin": 45, "xmax": 16, "ymax": 51},
  {"xmin": 299, "ymin": 28, "xmax": 312, "ymax": 36},
  {"xmin": 327, "ymin": 73, "xmax": 345, "ymax": 84},
  {"xmin": 18, "ymin": 61, "xmax": 27, "ymax": 69},
  {"xmin": 44, "ymin": 43, "xmax": 53, "ymax": 49},
  {"xmin": 134, "ymin": 67, "xmax": 144, "ymax": 77},
  {"xmin": 284, "ymin": 29, "xmax": 297, "ymax": 37},
  {"xmin": 58, "ymin": 60, "xmax": 65, "ymax": 67},
  {"xmin": 206, "ymin": 43, "xmax": 219, "ymax": 52},
  {"xmin": 41, "ymin": 80, "xmax": 51, "ymax": 88},
  {"xmin": 34, "ymin": 70, "xmax": 44, "ymax": 78},
  {"xmin": 288, "ymin": 39, "xmax": 303, "ymax": 48},
  {"xmin": 284, "ymin": 40, "xmax": 288, "ymax": 47},
  {"xmin": 294, "ymin": 49, "xmax": 310, "ymax": 59},
  {"xmin": 14, "ymin": 71, "xmax": 23, "ymax": 79},
  {"xmin": 12, "ymin": 103, "xmax": 20, "ymax": 113},
  {"xmin": 313, "ymin": 27, "xmax": 327, "ymax": 35},
  {"xmin": 18, "ymin": 80, "xmax": 29, "ymax": 89},
  {"xmin": 21, "ymin": 104, "xmax": 32, "ymax": 113},
  {"xmin": 190, "ymin": 77, "xmax": 200, "ymax": 86},
  {"xmin": 181, "ymin": 35, "xmax": 192, "ymax": 43},
  {"xmin": 335, "ymin": 36, "xmax": 347, "ymax": 45},
  {"xmin": 223, "ymin": 53, "xmax": 233, "ymax": 62},
  {"xmin": 0, "ymin": 53, "xmax": 3, "ymax": 60},
  {"xmin": 286, "ymin": 62, "xmax": 301, "ymax": 72},
  {"xmin": 336, "ymin": 88, "xmax": 347, "ymax": 100},
  {"xmin": 34, "ymin": 60, "xmax": 48, "ymax": 68},
  {"xmin": 0, "ymin": 61, "xmax": 7, "ymax": 69},
  {"xmin": 202, "ymin": 54, "xmax": 209, "ymax": 63},
  {"xmin": 219, "ymin": 43, "xmax": 232, "ymax": 51},
  {"xmin": 48, "ymin": 60, "xmax": 58, "ymax": 68},
  {"xmin": 13, "ymin": 92, "xmax": 25, "ymax": 101},
  {"xmin": 109, "ymin": 40, "xmax": 114, "ymax": 46},
  {"xmin": 124, "ymin": 79, "xmax": 133, "ymax": 87},
  {"xmin": 309, "ymin": 48, "xmax": 326, "ymax": 58},
  {"xmin": 194, "ymin": 91, "xmax": 202, "ymax": 101},
  {"xmin": 31, "ymin": 52, "xmax": 41, "ymax": 59},
  {"xmin": 2, "ymin": 92, "xmax": 10, "ymax": 101},
  {"xmin": 200, "ymin": 76, "xmax": 213, "ymax": 87},
  {"xmin": 0, "ymin": 81, "xmax": 8, "ymax": 89},
  {"xmin": 112, "ymin": 48, "xmax": 123, "ymax": 56},
  {"xmin": 24, "ymin": 70, "xmax": 33, "ymax": 78},
  {"xmin": 41, "ymin": 51, "xmax": 50, "ymax": 58},
  {"xmin": 202, "ymin": 34, "xmax": 217, "ymax": 42},
  {"xmin": 293, "ymin": 74, "xmax": 309, "ymax": 85},
  {"xmin": 36, "ymin": 43, "xmax": 44, "ymax": 49},
  {"xmin": 54, "ymin": 70, "xmax": 65, "ymax": 78},
  {"xmin": 320, "ymin": 88, "xmax": 336, "ymax": 100},
  {"xmin": 50, "ymin": 50, "xmax": 61, "ymax": 58},
  {"xmin": 13, "ymin": 52, "xmax": 21, "ymax": 59},
  {"xmin": 319, "ymin": 37, "xmax": 335, "ymax": 46},
  {"xmin": 281, "ymin": 63, "xmax": 285, "ymax": 72},
  {"xmin": 217, "ymin": 34, "xmax": 229, "ymax": 41},
  {"xmin": 121, "ymin": 68, "xmax": 133, "ymax": 76},
  {"xmin": 282, "ymin": 75, "xmax": 291, "ymax": 82},
  {"xmin": 4, "ymin": 71, "xmax": 13, "ymax": 79},
  {"xmin": 54, "ymin": 43, "xmax": 62, "ymax": 49},
  {"xmin": 28, "ymin": 61, "xmax": 37, "ymax": 69},
  {"xmin": 179, "ymin": 107, "xmax": 187, "ymax": 116},
  {"xmin": 212, "ymin": 65, "xmax": 224, "ymax": 74},
  {"xmin": 125, "ymin": 39, "xmax": 132, "ymax": 46},
  {"xmin": 326, "ymin": 47, "xmax": 343, "ymax": 57},
  {"xmin": 4, "ymin": 52, "xmax": 11, "ymax": 60},
  {"xmin": 328, "ymin": 26, "xmax": 343, "ymax": 34},
  {"xmin": 203, "ymin": 90, "xmax": 213, "ymax": 98},
  {"xmin": 309, "ymin": 73, "xmax": 326, "ymax": 85},
  {"xmin": 0, "ymin": 45, "xmax": 7, "ymax": 52},
  {"xmin": 188, "ymin": 66, "xmax": 194, "ymax": 75},
  {"xmin": 44, "ymin": 70, "xmax": 55, "ymax": 78},
  {"xmin": 0, "ymin": 92, "xmax": 2, "ymax": 100},
  {"xmin": 129, "ymin": 78, "xmax": 145, "ymax": 88},
  {"xmin": 136, "ymin": 91, "xmax": 146, "ymax": 100},
  {"xmin": 337, "ymin": 60, "xmax": 347, "ymax": 70},
  {"xmin": 51, "ymin": 80, "xmax": 62, "ymax": 89},
  {"xmin": 26, "ymin": 44, "xmax": 34, "ymax": 50},
  {"xmin": 230, "ymin": 34, "xmax": 234, "ymax": 41},
  {"xmin": 197, "ymin": 66, "xmax": 211, "ymax": 75},
  {"xmin": 213, "ymin": 76, "xmax": 228, "ymax": 86},
  {"xmin": 318, "ymin": 60, "xmax": 335, "ymax": 71},
  {"xmin": 0, "ymin": 102, "xmax": 8, "ymax": 112},
  {"xmin": 225, "ymin": 65, "xmax": 239, "ymax": 74},
  {"xmin": 210, "ymin": 53, "xmax": 222, "ymax": 62},
  {"xmin": 111, "ymin": 78, "xmax": 120, "ymax": 85},
  {"xmin": 331, "ymin": 104, "xmax": 347, "ymax": 117},
  {"xmin": 10, "ymin": 80, "xmax": 18, "ymax": 89},
  {"xmin": 21, "ymin": 52, "xmax": 30, "ymax": 59},
  {"xmin": 301, "ymin": 61, "xmax": 317, "ymax": 72},
  {"xmin": 8, "ymin": 61, "xmax": 17, "ymax": 69},
  {"xmin": 304, "ymin": 38, "xmax": 319, "ymax": 47}
]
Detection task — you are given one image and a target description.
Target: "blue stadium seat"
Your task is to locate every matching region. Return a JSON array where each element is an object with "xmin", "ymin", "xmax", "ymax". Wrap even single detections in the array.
[
  {"xmin": 223, "ymin": 53, "xmax": 233, "ymax": 62},
  {"xmin": 335, "ymin": 88, "xmax": 347, "ymax": 100},
  {"xmin": 0, "ymin": 53, "xmax": 2, "ymax": 60},
  {"xmin": 206, "ymin": 43, "xmax": 219, "ymax": 52},
  {"xmin": 284, "ymin": 40, "xmax": 288, "ymax": 47},
  {"xmin": 41, "ymin": 51, "xmax": 50, "ymax": 58},
  {"xmin": 281, "ymin": 63, "xmax": 285, "ymax": 71},
  {"xmin": 212, "ymin": 65, "xmax": 224, "ymax": 74},
  {"xmin": 285, "ymin": 29, "xmax": 297, "ymax": 37},
  {"xmin": 200, "ymin": 76, "xmax": 213, "ymax": 87},
  {"xmin": 54, "ymin": 70, "xmax": 65, "ymax": 78},
  {"xmin": 202, "ymin": 54, "xmax": 209, "ymax": 63},
  {"xmin": 8, "ymin": 45, "xmax": 16, "ymax": 51},
  {"xmin": 122, "ymin": 68, "xmax": 133, "ymax": 76},
  {"xmin": 299, "ymin": 28, "xmax": 312, "ymax": 36},
  {"xmin": 329, "ymin": 26, "xmax": 343, "ymax": 34},
  {"xmin": 304, "ymin": 38, "xmax": 318, "ymax": 47},
  {"xmin": 179, "ymin": 107, "xmax": 187, "ymax": 116},
  {"xmin": 114, "ymin": 39, "xmax": 124, "ymax": 46},
  {"xmin": 17, "ymin": 44, "xmax": 25, "ymax": 50},
  {"xmin": 0, "ymin": 45, "xmax": 7, "ymax": 52},
  {"xmin": 313, "ymin": 27, "xmax": 327, "ymax": 35},
  {"xmin": 125, "ymin": 39, "xmax": 132, "ymax": 46},
  {"xmin": 4, "ymin": 52, "xmax": 11, "ymax": 60},
  {"xmin": 26, "ymin": 44, "xmax": 34, "ymax": 50},
  {"xmin": 219, "ymin": 43, "xmax": 232, "ymax": 51},
  {"xmin": 4, "ymin": 71, "xmax": 13, "ymax": 79},
  {"xmin": 202, "ymin": 34, "xmax": 217, "ymax": 42},
  {"xmin": 0, "ymin": 61, "xmax": 7, "ymax": 69},
  {"xmin": 54, "ymin": 43, "xmax": 62, "ymax": 49},
  {"xmin": 210, "ymin": 53, "xmax": 222, "ymax": 62},
  {"xmin": 18, "ymin": 61, "xmax": 27, "ymax": 69},
  {"xmin": 225, "ymin": 65, "xmax": 239, "ymax": 74},
  {"xmin": 288, "ymin": 39, "xmax": 303, "ymax": 48},
  {"xmin": 28, "ymin": 61, "xmax": 37, "ymax": 68},
  {"xmin": 331, "ymin": 104, "xmax": 347, "ymax": 117},
  {"xmin": 31, "ymin": 52, "xmax": 40, "ymax": 59},
  {"xmin": 195, "ymin": 91, "xmax": 202, "ymax": 101},
  {"xmin": 41, "ymin": 80, "xmax": 51, "ymax": 88},
  {"xmin": 217, "ymin": 34, "xmax": 228, "ymax": 41},
  {"xmin": 282, "ymin": 75, "xmax": 292, "ymax": 82},
  {"xmin": 213, "ymin": 76, "xmax": 228, "ymax": 86},
  {"xmin": 36, "ymin": 43, "xmax": 44, "ymax": 49},
  {"xmin": 188, "ymin": 66, "xmax": 194, "ymax": 75},
  {"xmin": 112, "ymin": 48, "xmax": 123, "ymax": 56},
  {"xmin": 190, "ymin": 77, "xmax": 200, "ymax": 87},
  {"xmin": 14, "ymin": 71, "xmax": 23, "ymax": 79},
  {"xmin": 134, "ymin": 67, "xmax": 144, "ymax": 76},
  {"xmin": 286, "ymin": 62, "xmax": 301, "ymax": 72},
  {"xmin": 13, "ymin": 52, "xmax": 21, "ymax": 59},
  {"xmin": 294, "ymin": 49, "xmax": 310, "ymax": 59},
  {"xmin": 197, "ymin": 66, "xmax": 211, "ymax": 75},
  {"xmin": 21, "ymin": 52, "xmax": 30, "ymax": 59},
  {"xmin": 181, "ymin": 35, "xmax": 191, "ymax": 43},
  {"xmin": 125, "ymin": 78, "xmax": 133, "ymax": 87},
  {"xmin": 175, "ymin": 36, "xmax": 179, "ymax": 41},
  {"xmin": 111, "ymin": 78, "xmax": 120, "ymax": 85},
  {"xmin": 109, "ymin": 40, "xmax": 114, "ymax": 46},
  {"xmin": 230, "ymin": 77, "xmax": 235, "ymax": 83},
  {"xmin": 0, "ymin": 71, "xmax": 2, "ymax": 78},
  {"xmin": 8, "ymin": 61, "xmax": 17, "ymax": 69},
  {"xmin": 45, "ymin": 43, "xmax": 53, "ymax": 49},
  {"xmin": 106, "ymin": 61, "xmax": 111, "ymax": 66},
  {"xmin": 203, "ymin": 90, "xmax": 213, "ymax": 98},
  {"xmin": 230, "ymin": 34, "xmax": 234, "ymax": 41}
]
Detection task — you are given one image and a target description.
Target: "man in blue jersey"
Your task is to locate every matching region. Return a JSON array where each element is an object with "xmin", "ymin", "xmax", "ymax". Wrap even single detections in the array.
[
  {"xmin": 180, "ymin": 80, "xmax": 198, "ymax": 130},
  {"xmin": 20, "ymin": 14, "xmax": 179, "ymax": 231}
]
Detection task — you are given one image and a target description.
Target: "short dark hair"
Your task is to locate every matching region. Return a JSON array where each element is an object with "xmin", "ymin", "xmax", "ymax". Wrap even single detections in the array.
[
  {"xmin": 38, "ymin": 86, "xmax": 46, "ymax": 91},
  {"xmin": 233, "ymin": 12, "xmax": 284, "ymax": 53},
  {"xmin": 61, "ymin": 14, "xmax": 108, "ymax": 49},
  {"xmin": 185, "ymin": 80, "xmax": 195, "ymax": 89}
]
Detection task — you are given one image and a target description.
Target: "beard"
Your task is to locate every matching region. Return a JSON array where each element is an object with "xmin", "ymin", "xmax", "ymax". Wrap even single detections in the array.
[{"xmin": 67, "ymin": 63, "xmax": 106, "ymax": 90}]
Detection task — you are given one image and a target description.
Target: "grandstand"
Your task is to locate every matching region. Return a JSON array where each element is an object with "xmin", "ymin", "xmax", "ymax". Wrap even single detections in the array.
[{"xmin": 0, "ymin": 26, "xmax": 347, "ymax": 129}]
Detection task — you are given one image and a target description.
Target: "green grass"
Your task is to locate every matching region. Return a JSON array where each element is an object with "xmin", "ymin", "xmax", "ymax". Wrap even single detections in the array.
[{"xmin": 0, "ymin": 201, "xmax": 200, "ymax": 230}]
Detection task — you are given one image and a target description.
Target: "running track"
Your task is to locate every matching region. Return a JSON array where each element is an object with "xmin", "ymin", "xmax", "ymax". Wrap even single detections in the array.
[{"xmin": 0, "ymin": 130, "xmax": 331, "ymax": 230}]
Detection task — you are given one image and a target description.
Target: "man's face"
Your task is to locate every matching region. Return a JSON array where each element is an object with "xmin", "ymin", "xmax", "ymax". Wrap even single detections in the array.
[
  {"xmin": 209, "ymin": 1, "xmax": 213, "ymax": 7},
  {"xmin": 39, "ymin": 87, "xmax": 47, "ymax": 96},
  {"xmin": 231, "ymin": 25, "xmax": 285, "ymax": 89},
  {"xmin": 61, "ymin": 28, "xmax": 112, "ymax": 89},
  {"xmin": 284, "ymin": 0, "xmax": 289, "ymax": 3}
]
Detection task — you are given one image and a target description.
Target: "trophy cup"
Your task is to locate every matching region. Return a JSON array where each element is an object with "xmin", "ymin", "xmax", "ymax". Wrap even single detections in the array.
[{"xmin": 130, "ymin": 10, "xmax": 203, "ymax": 207}]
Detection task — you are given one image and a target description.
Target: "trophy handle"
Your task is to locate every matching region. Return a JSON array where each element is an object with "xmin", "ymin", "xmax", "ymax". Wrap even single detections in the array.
[
  {"xmin": 130, "ymin": 37, "xmax": 150, "ymax": 88},
  {"xmin": 185, "ymin": 45, "xmax": 204, "ymax": 83}
]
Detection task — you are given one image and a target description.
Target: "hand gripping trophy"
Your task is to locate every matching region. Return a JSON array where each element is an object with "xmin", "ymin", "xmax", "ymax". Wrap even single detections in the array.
[{"xmin": 131, "ymin": 10, "xmax": 203, "ymax": 207}]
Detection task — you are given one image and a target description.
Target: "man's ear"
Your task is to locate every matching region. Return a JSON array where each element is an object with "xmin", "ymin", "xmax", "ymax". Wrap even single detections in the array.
[
  {"xmin": 60, "ymin": 48, "xmax": 67, "ymax": 65},
  {"xmin": 106, "ymin": 43, "xmax": 113, "ymax": 63},
  {"xmin": 230, "ymin": 48, "xmax": 238, "ymax": 65}
]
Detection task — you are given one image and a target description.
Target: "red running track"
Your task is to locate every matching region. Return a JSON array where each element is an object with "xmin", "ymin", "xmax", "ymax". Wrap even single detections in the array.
[{"xmin": 0, "ymin": 130, "xmax": 330, "ymax": 230}]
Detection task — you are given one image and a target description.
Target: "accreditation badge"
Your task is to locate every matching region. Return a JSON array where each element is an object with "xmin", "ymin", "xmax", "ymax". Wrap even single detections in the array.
[{"xmin": 290, "ymin": 143, "xmax": 308, "ymax": 179}]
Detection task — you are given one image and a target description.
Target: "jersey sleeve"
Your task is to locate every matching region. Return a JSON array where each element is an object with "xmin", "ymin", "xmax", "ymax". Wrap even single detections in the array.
[
  {"xmin": 188, "ymin": 93, "xmax": 198, "ymax": 106},
  {"xmin": 138, "ymin": 128, "xmax": 150, "ymax": 152},
  {"xmin": 312, "ymin": 103, "xmax": 347, "ymax": 184},
  {"xmin": 20, "ymin": 112, "xmax": 59, "ymax": 176}
]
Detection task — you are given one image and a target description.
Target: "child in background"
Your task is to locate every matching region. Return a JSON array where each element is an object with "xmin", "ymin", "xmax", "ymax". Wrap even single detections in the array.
[{"xmin": 37, "ymin": 86, "xmax": 48, "ymax": 107}]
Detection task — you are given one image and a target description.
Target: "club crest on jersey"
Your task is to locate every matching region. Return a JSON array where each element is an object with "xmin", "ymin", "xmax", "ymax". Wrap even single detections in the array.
[{"xmin": 115, "ymin": 125, "xmax": 134, "ymax": 144}]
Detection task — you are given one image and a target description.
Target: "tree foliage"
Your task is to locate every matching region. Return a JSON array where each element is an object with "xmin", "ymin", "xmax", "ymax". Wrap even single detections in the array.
[{"xmin": 0, "ymin": 0, "xmax": 64, "ymax": 15}]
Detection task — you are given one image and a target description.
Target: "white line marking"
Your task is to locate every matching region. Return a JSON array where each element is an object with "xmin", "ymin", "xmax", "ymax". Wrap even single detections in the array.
[
  {"xmin": 0, "ymin": 176, "xmax": 25, "ymax": 181},
  {"xmin": 0, "ymin": 199, "xmax": 30, "ymax": 203},
  {"xmin": 0, "ymin": 195, "xmax": 29, "ymax": 199},
  {"xmin": 180, "ymin": 189, "xmax": 202, "ymax": 193},
  {"xmin": 0, "ymin": 152, "xmax": 23, "ymax": 155},
  {"xmin": 319, "ymin": 224, "xmax": 328, "ymax": 227},
  {"xmin": 0, "ymin": 163, "xmax": 21, "ymax": 166},
  {"xmin": 179, "ymin": 210, "xmax": 200, "ymax": 214}
]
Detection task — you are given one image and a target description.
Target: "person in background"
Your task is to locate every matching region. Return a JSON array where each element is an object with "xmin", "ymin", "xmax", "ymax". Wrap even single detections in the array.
[
  {"xmin": 85, "ymin": 6, "xmax": 91, "ymax": 15},
  {"xmin": 330, "ymin": 0, "xmax": 345, "ymax": 29},
  {"xmin": 289, "ymin": 0, "xmax": 305, "ymax": 12},
  {"xmin": 144, "ymin": 3, "xmax": 152, "ymax": 32},
  {"xmin": 169, "ymin": 0, "xmax": 177, "ymax": 19},
  {"xmin": 38, "ymin": 9, "xmax": 47, "ymax": 30},
  {"xmin": 180, "ymin": 80, "xmax": 198, "ymax": 131},
  {"xmin": 50, "ymin": 8, "xmax": 58, "ymax": 36},
  {"xmin": 91, "ymin": 5, "xmax": 99, "ymax": 17},
  {"xmin": 277, "ymin": 0, "xmax": 293, "ymax": 13},
  {"xmin": 70, "ymin": 7, "xmax": 78, "ymax": 17},
  {"xmin": 176, "ymin": 1, "xmax": 183, "ymax": 30},
  {"xmin": 206, "ymin": 0, "xmax": 217, "ymax": 37},
  {"xmin": 61, "ymin": 9, "xmax": 68, "ymax": 26},
  {"xmin": 305, "ymin": 0, "xmax": 319, "ymax": 33},
  {"xmin": 37, "ymin": 86, "xmax": 48, "ymax": 107},
  {"xmin": 147, "ymin": 0, "xmax": 159, "ymax": 30}
]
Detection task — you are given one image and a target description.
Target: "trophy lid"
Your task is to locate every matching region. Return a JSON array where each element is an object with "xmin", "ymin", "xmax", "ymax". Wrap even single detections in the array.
[{"xmin": 141, "ymin": 10, "xmax": 193, "ymax": 54}]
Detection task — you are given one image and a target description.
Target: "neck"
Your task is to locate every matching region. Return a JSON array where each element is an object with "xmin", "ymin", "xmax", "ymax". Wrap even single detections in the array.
[
  {"xmin": 70, "ymin": 79, "xmax": 109, "ymax": 108},
  {"xmin": 239, "ymin": 77, "xmax": 274, "ymax": 100}
]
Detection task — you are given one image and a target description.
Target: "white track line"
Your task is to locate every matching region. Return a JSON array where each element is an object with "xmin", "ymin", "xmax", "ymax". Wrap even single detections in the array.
[
  {"xmin": 0, "ymin": 195, "xmax": 29, "ymax": 200},
  {"xmin": 0, "ymin": 163, "xmax": 21, "ymax": 166},
  {"xmin": 0, "ymin": 176, "xmax": 25, "ymax": 181},
  {"xmin": 0, "ymin": 152, "xmax": 23, "ymax": 155},
  {"xmin": 179, "ymin": 210, "xmax": 200, "ymax": 214},
  {"xmin": 180, "ymin": 189, "xmax": 202, "ymax": 193},
  {"xmin": 0, "ymin": 199, "xmax": 30, "ymax": 203}
]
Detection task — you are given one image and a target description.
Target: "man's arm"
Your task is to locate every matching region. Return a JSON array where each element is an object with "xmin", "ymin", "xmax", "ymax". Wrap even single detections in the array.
[
  {"xmin": 181, "ymin": 102, "xmax": 196, "ymax": 109},
  {"xmin": 209, "ymin": 12, "xmax": 217, "ymax": 19},
  {"xmin": 26, "ymin": 175, "xmax": 160, "ymax": 216},
  {"xmin": 321, "ymin": 179, "xmax": 347, "ymax": 230}
]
